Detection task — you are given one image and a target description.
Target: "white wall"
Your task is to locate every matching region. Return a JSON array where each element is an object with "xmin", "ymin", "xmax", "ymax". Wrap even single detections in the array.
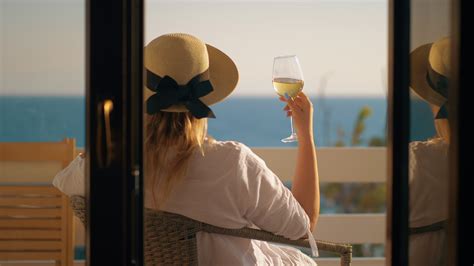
[{"xmin": 411, "ymin": 0, "xmax": 451, "ymax": 49}]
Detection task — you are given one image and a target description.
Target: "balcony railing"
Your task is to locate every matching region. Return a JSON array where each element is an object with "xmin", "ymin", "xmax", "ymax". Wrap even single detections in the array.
[
  {"xmin": 1, "ymin": 145, "xmax": 387, "ymax": 266},
  {"xmin": 252, "ymin": 147, "xmax": 386, "ymax": 266}
]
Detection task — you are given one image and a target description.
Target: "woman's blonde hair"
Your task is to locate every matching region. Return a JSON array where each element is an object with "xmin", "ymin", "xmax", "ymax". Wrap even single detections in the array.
[{"xmin": 145, "ymin": 112, "xmax": 208, "ymax": 208}]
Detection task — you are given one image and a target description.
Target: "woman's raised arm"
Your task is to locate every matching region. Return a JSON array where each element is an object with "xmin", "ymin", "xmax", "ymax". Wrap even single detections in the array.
[{"xmin": 281, "ymin": 92, "xmax": 320, "ymax": 231}]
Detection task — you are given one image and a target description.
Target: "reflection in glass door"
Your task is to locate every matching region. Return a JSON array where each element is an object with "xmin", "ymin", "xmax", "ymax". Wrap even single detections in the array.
[
  {"xmin": 388, "ymin": 0, "xmax": 470, "ymax": 264},
  {"xmin": 0, "ymin": 0, "xmax": 86, "ymax": 265},
  {"xmin": 408, "ymin": 1, "xmax": 451, "ymax": 264}
]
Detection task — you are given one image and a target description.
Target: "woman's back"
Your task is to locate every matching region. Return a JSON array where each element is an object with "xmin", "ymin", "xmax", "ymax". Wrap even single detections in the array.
[
  {"xmin": 409, "ymin": 139, "xmax": 448, "ymax": 266},
  {"xmin": 409, "ymin": 139, "xmax": 448, "ymax": 227},
  {"xmin": 145, "ymin": 140, "xmax": 315, "ymax": 265}
]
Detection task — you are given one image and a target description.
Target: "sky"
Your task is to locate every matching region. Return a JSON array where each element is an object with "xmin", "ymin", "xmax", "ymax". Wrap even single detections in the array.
[{"xmin": 0, "ymin": 0, "xmax": 389, "ymax": 97}]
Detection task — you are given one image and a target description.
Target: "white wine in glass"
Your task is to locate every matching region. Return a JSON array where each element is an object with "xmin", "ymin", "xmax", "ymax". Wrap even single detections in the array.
[
  {"xmin": 273, "ymin": 55, "xmax": 304, "ymax": 143},
  {"xmin": 272, "ymin": 78, "xmax": 304, "ymax": 98}
]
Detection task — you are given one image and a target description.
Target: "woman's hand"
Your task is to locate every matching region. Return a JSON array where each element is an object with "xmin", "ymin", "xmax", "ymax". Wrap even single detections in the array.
[{"xmin": 279, "ymin": 91, "xmax": 314, "ymax": 143}]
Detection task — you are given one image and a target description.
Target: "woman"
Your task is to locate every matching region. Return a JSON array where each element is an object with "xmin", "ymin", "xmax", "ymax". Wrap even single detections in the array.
[
  {"xmin": 143, "ymin": 33, "xmax": 319, "ymax": 265},
  {"xmin": 408, "ymin": 36, "xmax": 450, "ymax": 266}
]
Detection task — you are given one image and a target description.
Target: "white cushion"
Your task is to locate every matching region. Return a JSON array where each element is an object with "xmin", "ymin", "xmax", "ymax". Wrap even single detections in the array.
[{"xmin": 52, "ymin": 155, "xmax": 85, "ymax": 196}]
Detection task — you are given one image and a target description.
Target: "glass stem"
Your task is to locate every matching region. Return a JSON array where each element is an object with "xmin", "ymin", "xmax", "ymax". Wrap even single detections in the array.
[{"xmin": 290, "ymin": 116, "xmax": 297, "ymax": 136}]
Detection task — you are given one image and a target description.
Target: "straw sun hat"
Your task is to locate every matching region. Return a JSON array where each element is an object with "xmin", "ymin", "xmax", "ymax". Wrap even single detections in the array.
[
  {"xmin": 410, "ymin": 36, "xmax": 450, "ymax": 119},
  {"xmin": 144, "ymin": 33, "xmax": 239, "ymax": 118}
]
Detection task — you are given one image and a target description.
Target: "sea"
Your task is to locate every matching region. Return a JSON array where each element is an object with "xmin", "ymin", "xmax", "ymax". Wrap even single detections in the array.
[{"xmin": 0, "ymin": 96, "xmax": 436, "ymax": 147}]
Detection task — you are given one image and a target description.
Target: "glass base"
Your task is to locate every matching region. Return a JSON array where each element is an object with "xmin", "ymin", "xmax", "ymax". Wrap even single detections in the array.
[{"xmin": 281, "ymin": 133, "xmax": 298, "ymax": 143}]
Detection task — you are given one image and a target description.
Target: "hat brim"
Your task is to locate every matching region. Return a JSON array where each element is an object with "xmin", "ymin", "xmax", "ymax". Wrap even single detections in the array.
[
  {"xmin": 410, "ymin": 43, "xmax": 446, "ymax": 106},
  {"xmin": 162, "ymin": 44, "xmax": 239, "ymax": 113}
]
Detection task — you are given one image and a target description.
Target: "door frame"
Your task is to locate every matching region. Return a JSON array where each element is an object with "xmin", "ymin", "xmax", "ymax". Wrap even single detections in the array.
[
  {"xmin": 387, "ymin": 0, "xmax": 410, "ymax": 264},
  {"xmin": 448, "ymin": 0, "xmax": 472, "ymax": 264},
  {"xmin": 86, "ymin": 0, "xmax": 144, "ymax": 264}
]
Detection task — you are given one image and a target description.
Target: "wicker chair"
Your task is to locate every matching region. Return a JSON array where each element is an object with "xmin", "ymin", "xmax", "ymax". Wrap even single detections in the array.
[{"xmin": 70, "ymin": 195, "xmax": 352, "ymax": 265}]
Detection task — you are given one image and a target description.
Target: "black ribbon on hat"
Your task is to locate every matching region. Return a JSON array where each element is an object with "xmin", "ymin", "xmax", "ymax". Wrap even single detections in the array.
[
  {"xmin": 146, "ymin": 69, "xmax": 216, "ymax": 119},
  {"xmin": 426, "ymin": 64, "xmax": 449, "ymax": 119}
]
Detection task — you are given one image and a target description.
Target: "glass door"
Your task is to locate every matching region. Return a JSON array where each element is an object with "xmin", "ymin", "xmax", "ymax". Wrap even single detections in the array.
[
  {"xmin": 1, "ymin": 0, "xmax": 144, "ymax": 265},
  {"xmin": 1, "ymin": 1, "xmax": 88, "ymax": 265},
  {"xmin": 408, "ymin": 0, "xmax": 452, "ymax": 265},
  {"xmin": 388, "ymin": 0, "xmax": 470, "ymax": 264}
]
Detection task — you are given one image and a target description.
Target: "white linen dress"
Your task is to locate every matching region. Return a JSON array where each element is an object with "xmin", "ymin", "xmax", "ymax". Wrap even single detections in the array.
[{"xmin": 409, "ymin": 139, "xmax": 448, "ymax": 266}]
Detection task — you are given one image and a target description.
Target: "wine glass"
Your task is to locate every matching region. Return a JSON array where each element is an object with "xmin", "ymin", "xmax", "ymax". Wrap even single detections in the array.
[{"xmin": 272, "ymin": 55, "xmax": 304, "ymax": 143}]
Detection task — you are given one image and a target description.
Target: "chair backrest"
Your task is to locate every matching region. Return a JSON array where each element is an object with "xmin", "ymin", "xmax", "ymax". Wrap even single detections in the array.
[
  {"xmin": 0, "ymin": 139, "xmax": 76, "ymax": 265},
  {"xmin": 0, "ymin": 186, "xmax": 73, "ymax": 264},
  {"xmin": 0, "ymin": 138, "xmax": 76, "ymax": 183},
  {"xmin": 145, "ymin": 209, "xmax": 200, "ymax": 265},
  {"xmin": 70, "ymin": 195, "xmax": 352, "ymax": 266},
  {"xmin": 70, "ymin": 195, "xmax": 200, "ymax": 265}
]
